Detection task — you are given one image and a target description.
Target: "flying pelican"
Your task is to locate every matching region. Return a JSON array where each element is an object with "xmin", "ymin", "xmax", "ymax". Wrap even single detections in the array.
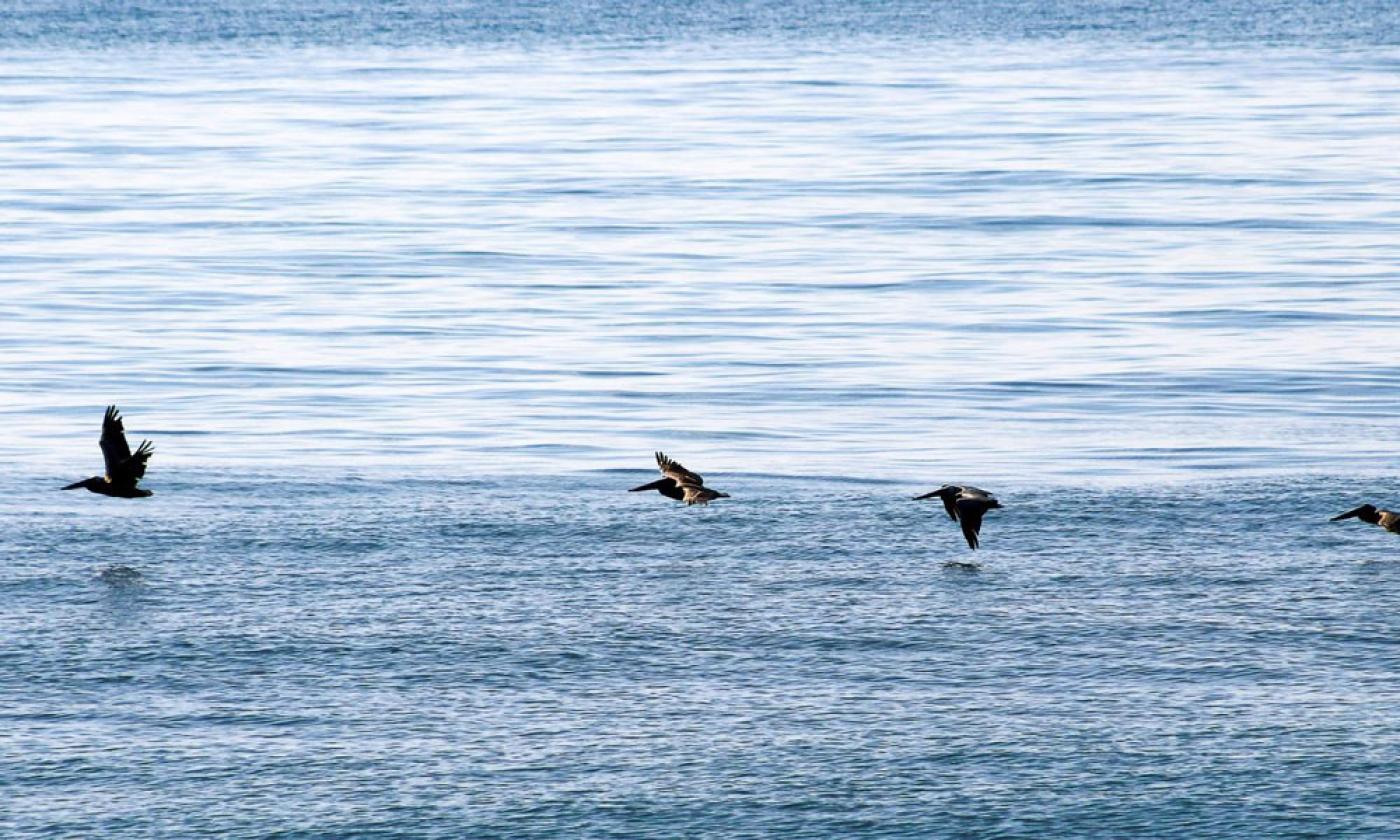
[
  {"xmin": 914, "ymin": 485, "xmax": 1002, "ymax": 549},
  {"xmin": 1331, "ymin": 504, "xmax": 1400, "ymax": 535},
  {"xmin": 629, "ymin": 451, "xmax": 730, "ymax": 506},
  {"xmin": 62, "ymin": 405, "xmax": 155, "ymax": 498}
]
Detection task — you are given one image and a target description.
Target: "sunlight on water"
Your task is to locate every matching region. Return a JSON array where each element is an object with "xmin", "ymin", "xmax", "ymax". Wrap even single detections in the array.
[{"xmin": 3, "ymin": 44, "xmax": 1398, "ymax": 481}]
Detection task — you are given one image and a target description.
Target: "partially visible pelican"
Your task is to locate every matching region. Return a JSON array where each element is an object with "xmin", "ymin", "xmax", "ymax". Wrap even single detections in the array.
[
  {"xmin": 630, "ymin": 451, "xmax": 730, "ymax": 506},
  {"xmin": 62, "ymin": 405, "xmax": 155, "ymax": 498},
  {"xmin": 1331, "ymin": 504, "xmax": 1400, "ymax": 535},
  {"xmin": 914, "ymin": 484, "xmax": 1002, "ymax": 549}
]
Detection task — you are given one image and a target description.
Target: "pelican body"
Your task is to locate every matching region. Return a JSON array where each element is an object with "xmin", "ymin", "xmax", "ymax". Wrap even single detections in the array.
[
  {"xmin": 63, "ymin": 406, "xmax": 154, "ymax": 498},
  {"xmin": 915, "ymin": 484, "xmax": 1002, "ymax": 549},
  {"xmin": 1331, "ymin": 504, "xmax": 1400, "ymax": 534},
  {"xmin": 630, "ymin": 451, "xmax": 730, "ymax": 506}
]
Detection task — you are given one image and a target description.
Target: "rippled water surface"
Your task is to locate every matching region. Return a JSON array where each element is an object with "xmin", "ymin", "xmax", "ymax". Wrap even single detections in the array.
[{"xmin": 3, "ymin": 1, "xmax": 1400, "ymax": 836}]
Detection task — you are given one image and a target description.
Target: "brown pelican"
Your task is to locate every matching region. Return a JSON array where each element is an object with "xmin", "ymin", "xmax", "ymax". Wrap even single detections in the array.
[
  {"xmin": 1331, "ymin": 504, "xmax": 1400, "ymax": 534},
  {"xmin": 629, "ymin": 451, "xmax": 730, "ymax": 506},
  {"xmin": 62, "ymin": 405, "xmax": 154, "ymax": 498},
  {"xmin": 914, "ymin": 485, "xmax": 1002, "ymax": 549}
]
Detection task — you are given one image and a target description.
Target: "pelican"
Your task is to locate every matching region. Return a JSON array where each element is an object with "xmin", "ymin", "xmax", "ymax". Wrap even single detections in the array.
[
  {"xmin": 62, "ymin": 405, "xmax": 155, "ymax": 498},
  {"xmin": 629, "ymin": 451, "xmax": 730, "ymax": 506},
  {"xmin": 914, "ymin": 484, "xmax": 1002, "ymax": 549},
  {"xmin": 1331, "ymin": 504, "xmax": 1400, "ymax": 535}
]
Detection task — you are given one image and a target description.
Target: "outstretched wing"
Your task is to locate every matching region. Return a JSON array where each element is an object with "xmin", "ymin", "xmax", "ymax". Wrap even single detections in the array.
[
  {"xmin": 100, "ymin": 405, "xmax": 133, "ymax": 479},
  {"xmin": 955, "ymin": 498, "xmax": 989, "ymax": 550},
  {"xmin": 121, "ymin": 440, "xmax": 154, "ymax": 483},
  {"xmin": 101, "ymin": 406, "xmax": 152, "ymax": 485},
  {"xmin": 656, "ymin": 451, "xmax": 704, "ymax": 487}
]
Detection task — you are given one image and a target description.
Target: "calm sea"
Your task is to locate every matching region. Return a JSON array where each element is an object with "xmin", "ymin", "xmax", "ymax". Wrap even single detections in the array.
[{"xmin": 3, "ymin": 1, "xmax": 1400, "ymax": 837}]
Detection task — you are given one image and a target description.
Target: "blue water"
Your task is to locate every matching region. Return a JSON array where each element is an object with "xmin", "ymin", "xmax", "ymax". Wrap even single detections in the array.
[{"xmin": 4, "ymin": 2, "xmax": 1400, "ymax": 837}]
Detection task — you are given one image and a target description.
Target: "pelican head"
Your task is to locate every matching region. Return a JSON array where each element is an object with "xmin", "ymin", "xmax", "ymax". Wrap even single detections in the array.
[
  {"xmin": 912, "ymin": 485, "xmax": 957, "ymax": 501},
  {"xmin": 1332, "ymin": 504, "xmax": 1380, "ymax": 524}
]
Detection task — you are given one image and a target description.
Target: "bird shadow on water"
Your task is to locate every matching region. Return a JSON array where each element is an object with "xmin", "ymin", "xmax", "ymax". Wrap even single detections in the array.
[
  {"xmin": 97, "ymin": 564, "xmax": 145, "ymax": 588},
  {"xmin": 942, "ymin": 560, "xmax": 982, "ymax": 572},
  {"xmin": 92, "ymin": 564, "xmax": 156, "ymax": 625}
]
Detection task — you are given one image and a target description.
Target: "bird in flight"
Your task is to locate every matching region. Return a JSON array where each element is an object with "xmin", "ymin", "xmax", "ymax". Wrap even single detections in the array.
[
  {"xmin": 1331, "ymin": 503, "xmax": 1400, "ymax": 535},
  {"xmin": 914, "ymin": 484, "xmax": 1002, "ymax": 549},
  {"xmin": 63, "ymin": 405, "xmax": 155, "ymax": 498},
  {"xmin": 630, "ymin": 451, "xmax": 730, "ymax": 506}
]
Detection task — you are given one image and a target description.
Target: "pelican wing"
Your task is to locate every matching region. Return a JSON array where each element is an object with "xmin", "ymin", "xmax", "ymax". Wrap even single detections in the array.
[
  {"xmin": 100, "ymin": 405, "xmax": 133, "ymax": 478},
  {"xmin": 100, "ymin": 406, "xmax": 152, "ymax": 485},
  {"xmin": 121, "ymin": 440, "xmax": 154, "ymax": 483},
  {"xmin": 656, "ymin": 451, "xmax": 704, "ymax": 487},
  {"xmin": 955, "ymin": 497, "xmax": 991, "ymax": 550}
]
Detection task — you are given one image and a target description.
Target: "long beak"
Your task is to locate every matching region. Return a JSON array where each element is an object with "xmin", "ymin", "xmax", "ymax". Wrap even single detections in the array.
[
  {"xmin": 629, "ymin": 479, "xmax": 668, "ymax": 492},
  {"xmin": 913, "ymin": 491, "xmax": 940, "ymax": 500},
  {"xmin": 61, "ymin": 480, "xmax": 85, "ymax": 490},
  {"xmin": 1331, "ymin": 507, "xmax": 1363, "ymax": 521},
  {"xmin": 717, "ymin": 492, "xmax": 731, "ymax": 498}
]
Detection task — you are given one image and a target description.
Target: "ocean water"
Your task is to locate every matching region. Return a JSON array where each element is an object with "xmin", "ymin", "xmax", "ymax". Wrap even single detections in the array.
[{"xmin": 3, "ymin": 2, "xmax": 1400, "ymax": 836}]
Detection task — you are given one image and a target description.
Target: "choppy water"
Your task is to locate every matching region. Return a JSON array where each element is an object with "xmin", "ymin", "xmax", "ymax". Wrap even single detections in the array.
[{"xmin": 4, "ymin": 2, "xmax": 1400, "ymax": 837}]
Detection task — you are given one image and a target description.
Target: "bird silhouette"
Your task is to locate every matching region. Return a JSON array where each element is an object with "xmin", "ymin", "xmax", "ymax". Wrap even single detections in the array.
[
  {"xmin": 914, "ymin": 484, "xmax": 1001, "ymax": 549},
  {"xmin": 630, "ymin": 451, "xmax": 730, "ymax": 506},
  {"xmin": 63, "ymin": 405, "xmax": 154, "ymax": 498}
]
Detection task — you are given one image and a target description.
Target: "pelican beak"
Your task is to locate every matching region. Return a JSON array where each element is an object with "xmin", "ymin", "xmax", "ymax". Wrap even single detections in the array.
[
  {"xmin": 718, "ymin": 492, "xmax": 731, "ymax": 498},
  {"xmin": 61, "ymin": 480, "xmax": 85, "ymax": 490},
  {"xmin": 1331, "ymin": 507, "xmax": 1363, "ymax": 521}
]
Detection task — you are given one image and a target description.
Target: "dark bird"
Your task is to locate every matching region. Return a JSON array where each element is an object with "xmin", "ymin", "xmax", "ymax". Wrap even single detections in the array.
[
  {"xmin": 1331, "ymin": 503, "xmax": 1400, "ymax": 535},
  {"xmin": 914, "ymin": 484, "xmax": 1002, "ymax": 549},
  {"xmin": 629, "ymin": 451, "xmax": 730, "ymax": 506},
  {"xmin": 62, "ymin": 405, "xmax": 155, "ymax": 498}
]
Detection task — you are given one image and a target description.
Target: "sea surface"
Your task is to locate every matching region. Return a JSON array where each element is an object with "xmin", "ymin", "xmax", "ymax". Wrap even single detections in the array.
[{"xmin": 3, "ymin": 1, "xmax": 1400, "ymax": 837}]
